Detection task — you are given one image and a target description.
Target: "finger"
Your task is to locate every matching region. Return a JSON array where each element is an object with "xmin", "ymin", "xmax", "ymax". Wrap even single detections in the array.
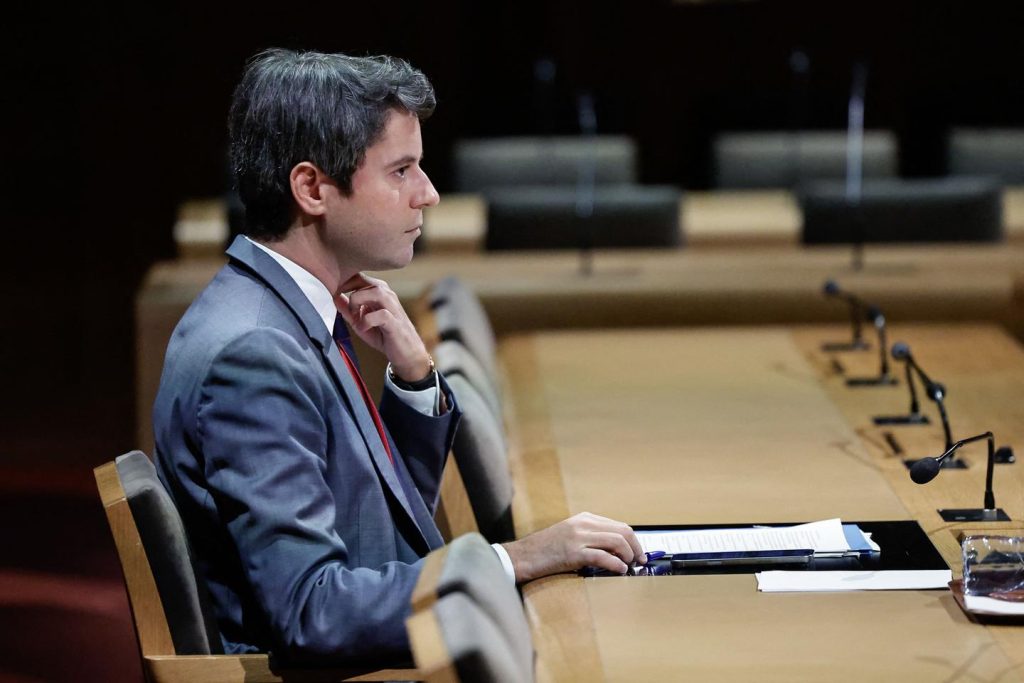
[
  {"xmin": 573, "ymin": 514, "xmax": 644, "ymax": 561},
  {"xmin": 339, "ymin": 272, "xmax": 373, "ymax": 293},
  {"xmin": 620, "ymin": 527, "xmax": 645, "ymax": 564},
  {"xmin": 335, "ymin": 295, "xmax": 356, "ymax": 326},
  {"xmin": 578, "ymin": 548, "xmax": 628, "ymax": 575},
  {"xmin": 351, "ymin": 308, "xmax": 395, "ymax": 333},
  {"xmin": 347, "ymin": 284, "xmax": 398, "ymax": 312},
  {"xmin": 586, "ymin": 531, "xmax": 636, "ymax": 565}
]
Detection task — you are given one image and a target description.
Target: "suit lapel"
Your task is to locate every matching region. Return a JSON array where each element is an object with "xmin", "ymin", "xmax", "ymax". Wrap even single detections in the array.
[{"xmin": 225, "ymin": 237, "xmax": 429, "ymax": 550}]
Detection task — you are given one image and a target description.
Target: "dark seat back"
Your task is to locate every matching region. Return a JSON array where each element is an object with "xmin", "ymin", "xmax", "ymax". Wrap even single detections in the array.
[
  {"xmin": 115, "ymin": 450, "xmax": 223, "ymax": 655},
  {"xmin": 714, "ymin": 130, "xmax": 897, "ymax": 188},
  {"xmin": 485, "ymin": 185, "xmax": 682, "ymax": 251},
  {"xmin": 454, "ymin": 135, "xmax": 636, "ymax": 192},
  {"xmin": 800, "ymin": 177, "xmax": 1003, "ymax": 244}
]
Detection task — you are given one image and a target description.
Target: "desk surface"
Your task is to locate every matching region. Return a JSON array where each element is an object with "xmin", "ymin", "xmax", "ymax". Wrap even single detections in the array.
[{"xmin": 500, "ymin": 324, "xmax": 1024, "ymax": 681}]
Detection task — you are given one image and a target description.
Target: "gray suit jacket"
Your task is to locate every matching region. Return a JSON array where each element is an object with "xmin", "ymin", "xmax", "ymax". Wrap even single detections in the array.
[{"xmin": 153, "ymin": 236, "xmax": 460, "ymax": 665}]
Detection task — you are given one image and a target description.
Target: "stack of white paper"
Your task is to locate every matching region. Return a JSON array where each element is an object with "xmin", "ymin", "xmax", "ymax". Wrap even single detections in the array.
[
  {"xmin": 756, "ymin": 570, "xmax": 952, "ymax": 592},
  {"xmin": 636, "ymin": 518, "xmax": 853, "ymax": 555}
]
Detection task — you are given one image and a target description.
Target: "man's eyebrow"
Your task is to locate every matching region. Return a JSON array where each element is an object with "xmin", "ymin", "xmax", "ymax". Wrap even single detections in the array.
[{"xmin": 384, "ymin": 154, "xmax": 421, "ymax": 169}]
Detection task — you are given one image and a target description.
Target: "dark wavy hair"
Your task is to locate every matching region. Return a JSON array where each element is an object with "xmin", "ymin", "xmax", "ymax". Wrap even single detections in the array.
[{"xmin": 228, "ymin": 49, "xmax": 436, "ymax": 240}]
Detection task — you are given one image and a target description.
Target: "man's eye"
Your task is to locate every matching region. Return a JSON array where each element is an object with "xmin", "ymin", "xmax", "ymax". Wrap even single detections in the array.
[{"xmin": 395, "ymin": 166, "xmax": 409, "ymax": 178}]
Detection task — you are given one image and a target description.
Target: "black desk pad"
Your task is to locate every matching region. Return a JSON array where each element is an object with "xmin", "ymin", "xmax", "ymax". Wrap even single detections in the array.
[{"xmin": 631, "ymin": 520, "xmax": 948, "ymax": 576}]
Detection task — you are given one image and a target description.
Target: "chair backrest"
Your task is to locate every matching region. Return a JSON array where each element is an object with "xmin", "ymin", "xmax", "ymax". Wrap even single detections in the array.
[
  {"xmin": 411, "ymin": 534, "xmax": 533, "ymax": 677},
  {"xmin": 95, "ymin": 450, "xmax": 222, "ymax": 658},
  {"xmin": 446, "ymin": 375, "xmax": 514, "ymax": 544},
  {"xmin": 484, "ymin": 185, "xmax": 682, "ymax": 251},
  {"xmin": 453, "ymin": 135, "xmax": 637, "ymax": 192},
  {"xmin": 800, "ymin": 176, "xmax": 1004, "ymax": 244},
  {"xmin": 430, "ymin": 278, "xmax": 499, "ymax": 383},
  {"xmin": 948, "ymin": 128, "xmax": 1024, "ymax": 183},
  {"xmin": 408, "ymin": 592, "xmax": 532, "ymax": 683},
  {"xmin": 713, "ymin": 130, "xmax": 898, "ymax": 188},
  {"xmin": 433, "ymin": 340, "xmax": 502, "ymax": 423}
]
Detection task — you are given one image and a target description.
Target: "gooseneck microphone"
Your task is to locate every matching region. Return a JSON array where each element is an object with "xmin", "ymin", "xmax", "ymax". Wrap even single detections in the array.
[
  {"xmin": 873, "ymin": 340, "xmax": 930, "ymax": 425},
  {"xmin": 891, "ymin": 342, "xmax": 955, "ymax": 454},
  {"xmin": 821, "ymin": 280, "xmax": 869, "ymax": 351},
  {"xmin": 846, "ymin": 305, "xmax": 898, "ymax": 386},
  {"xmin": 909, "ymin": 432, "xmax": 1011, "ymax": 522}
]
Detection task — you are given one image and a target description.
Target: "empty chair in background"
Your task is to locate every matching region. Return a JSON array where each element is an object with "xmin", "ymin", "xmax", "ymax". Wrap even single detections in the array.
[
  {"xmin": 408, "ymin": 592, "xmax": 532, "ymax": 683},
  {"xmin": 713, "ymin": 130, "xmax": 898, "ymax": 188},
  {"xmin": 800, "ymin": 177, "xmax": 1003, "ymax": 244},
  {"xmin": 948, "ymin": 128, "xmax": 1024, "ymax": 184},
  {"xmin": 453, "ymin": 135, "xmax": 637, "ymax": 192},
  {"xmin": 446, "ymin": 375, "xmax": 514, "ymax": 544},
  {"xmin": 485, "ymin": 185, "xmax": 683, "ymax": 250},
  {"xmin": 430, "ymin": 277, "xmax": 499, "ymax": 384},
  {"xmin": 433, "ymin": 339, "xmax": 502, "ymax": 423}
]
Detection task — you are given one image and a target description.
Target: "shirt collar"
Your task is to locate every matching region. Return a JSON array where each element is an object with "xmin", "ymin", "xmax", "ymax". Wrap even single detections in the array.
[{"xmin": 245, "ymin": 236, "xmax": 336, "ymax": 334}]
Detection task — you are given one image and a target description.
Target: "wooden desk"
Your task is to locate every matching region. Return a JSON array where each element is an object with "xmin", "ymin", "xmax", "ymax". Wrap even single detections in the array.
[
  {"xmin": 135, "ymin": 244, "xmax": 1024, "ymax": 452},
  {"xmin": 500, "ymin": 324, "xmax": 1024, "ymax": 681}
]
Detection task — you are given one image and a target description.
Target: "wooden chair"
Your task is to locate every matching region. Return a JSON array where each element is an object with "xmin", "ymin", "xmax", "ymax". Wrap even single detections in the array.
[
  {"xmin": 445, "ymin": 375, "xmax": 514, "ymax": 543},
  {"xmin": 428, "ymin": 277, "xmax": 498, "ymax": 384},
  {"xmin": 407, "ymin": 533, "xmax": 534, "ymax": 683},
  {"xmin": 433, "ymin": 340, "xmax": 502, "ymax": 423},
  {"xmin": 95, "ymin": 450, "xmax": 420, "ymax": 682},
  {"xmin": 407, "ymin": 593, "xmax": 530, "ymax": 683}
]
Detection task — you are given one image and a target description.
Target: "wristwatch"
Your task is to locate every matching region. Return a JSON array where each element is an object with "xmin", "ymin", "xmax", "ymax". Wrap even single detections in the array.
[{"xmin": 388, "ymin": 356, "xmax": 436, "ymax": 391}]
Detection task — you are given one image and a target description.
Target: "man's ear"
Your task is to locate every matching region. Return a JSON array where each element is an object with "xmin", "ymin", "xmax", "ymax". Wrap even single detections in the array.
[{"xmin": 290, "ymin": 162, "xmax": 329, "ymax": 217}]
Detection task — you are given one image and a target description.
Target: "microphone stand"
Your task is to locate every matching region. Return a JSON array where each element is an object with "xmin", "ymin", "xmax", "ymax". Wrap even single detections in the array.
[
  {"xmin": 821, "ymin": 280, "xmax": 870, "ymax": 351},
  {"xmin": 576, "ymin": 92, "xmax": 596, "ymax": 278},
  {"xmin": 889, "ymin": 343, "xmax": 966, "ymax": 470},
  {"xmin": 846, "ymin": 306, "xmax": 898, "ymax": 386},
  {"xmin": 908, "ymin": 432, "xmax": 1011, "ymax": 522},
  {"xmin": 873, "ymin": 351, "xmax": 929, "ymax": 425},
  {"xmin": 846, "ymin": 62, "xmax": 867, "ymax": 272}
]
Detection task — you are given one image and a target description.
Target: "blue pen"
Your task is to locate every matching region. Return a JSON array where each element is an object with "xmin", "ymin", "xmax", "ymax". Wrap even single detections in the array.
[{"xmin": 645, "ymin": 550, "xmax": 667, "ymax": 562}]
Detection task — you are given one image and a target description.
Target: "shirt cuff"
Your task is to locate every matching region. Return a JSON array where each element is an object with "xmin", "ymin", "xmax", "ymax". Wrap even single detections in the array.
[
  {"xmin": 384, "ymin": 368, "xmax": 442, "ymax": 416},
  {"xmin": 491, "ymin": 542, "xmax": 517, "ymax": 584}
]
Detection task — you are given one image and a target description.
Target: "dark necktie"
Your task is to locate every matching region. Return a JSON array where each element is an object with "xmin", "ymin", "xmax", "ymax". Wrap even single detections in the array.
[{"xmin": 333, "ymin": 314, "xmax": 394, "ymax": 466}]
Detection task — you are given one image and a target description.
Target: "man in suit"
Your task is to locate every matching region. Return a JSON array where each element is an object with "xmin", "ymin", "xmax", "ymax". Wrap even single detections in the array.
[{"xmin": 154, "ymin": 48, "xmax": 645, "ymax": 666}]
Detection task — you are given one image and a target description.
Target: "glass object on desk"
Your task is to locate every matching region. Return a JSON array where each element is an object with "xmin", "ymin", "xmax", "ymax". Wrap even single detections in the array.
[{"xmin": 962, "ymin": 535, "xmax": 1024, "ymax": 597}]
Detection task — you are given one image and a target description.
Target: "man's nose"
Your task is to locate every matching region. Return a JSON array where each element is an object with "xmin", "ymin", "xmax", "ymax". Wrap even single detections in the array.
[{"xmin": 414, "ymin": 171, "xmax": 440, "ymax": 209}]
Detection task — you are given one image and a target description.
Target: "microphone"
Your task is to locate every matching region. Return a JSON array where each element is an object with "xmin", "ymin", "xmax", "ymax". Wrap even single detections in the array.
[
  {"xmin": 891, "ymin": 342, "xmax": 1016, "ymax": 470},
  {"xmin": 889, "ymin": 342, "xmax": 962, "ymax": 472},
  {"xmin": 846, "ymin": 305, "xmax": 898, "ymax": 386},
  {"xmin": 873, "ymin": 341, "xmax": 930, "ymax": 425},
  {"xmin": 891, "ymin": 342, "xmax": 955, "ymax": 454},
  {"xmin": 821, "ymin": 280, "xmax": 870, "ymax": 351},
  {"xmin": 908, "ymin": 432, "xmax": 1011, "ymax": 522}
]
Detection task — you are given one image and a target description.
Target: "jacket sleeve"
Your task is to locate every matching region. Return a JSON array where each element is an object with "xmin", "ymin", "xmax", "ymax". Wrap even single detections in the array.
[
  {"xmin": 379, "ymin": 373, "xmax": 462, "ymax": 515},
  {"xmin": 196, "ymin": 327, "xmax": 421, "ymax": 665}
]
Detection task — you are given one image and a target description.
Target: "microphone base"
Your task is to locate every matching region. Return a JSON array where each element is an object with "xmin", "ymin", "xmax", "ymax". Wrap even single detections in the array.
[
  {"xmin": 846, "ymin": 375, "xmax": 898, "ymax": 387},
  {"xmin": 937, "ymin": 508, "xmax": 1011, "ymax": 522},
  {"xmin": 874, "ymin": 413, "xmax": 930, "ymax": 425},
  {"xmin": 822, "ymin": 340, "xmax": 870, "ymax": 352},
  {"xmin": 903, "ymin": 456, "xmax": 968, "ymax": 471}
]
